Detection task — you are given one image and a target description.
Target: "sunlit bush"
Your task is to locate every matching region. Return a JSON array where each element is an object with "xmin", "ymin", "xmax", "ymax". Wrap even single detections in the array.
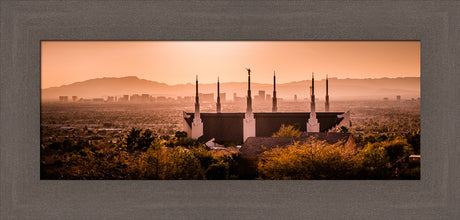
[
  {"xmin": 272, "ymin": 124, "xmax": 301, "ymax": 138},
  {"xmin": 258, "ymin": 138, "xmax": 356, "ymax": 179}
]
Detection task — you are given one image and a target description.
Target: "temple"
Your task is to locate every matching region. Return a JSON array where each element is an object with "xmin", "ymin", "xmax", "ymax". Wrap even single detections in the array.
[{"xmin": 183, "ymin": 69, "xmax": 350, "ymax": 145}]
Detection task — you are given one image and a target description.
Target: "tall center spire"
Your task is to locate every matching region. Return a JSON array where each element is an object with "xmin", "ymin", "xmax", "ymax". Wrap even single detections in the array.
[
  {"xmin": 243, "ymin": 68, "xmax": 256, "ymax": 142},
  {"xmin": 246, "ymin": 68, "xmax": 252, "ymax": 114},
  {"xmin": 272, "ymin": 71, "xmax": 277, "ymax": 112},
  {"xmin": 216, "ymin": 77, "xmax": 221, "ymax": 113}
]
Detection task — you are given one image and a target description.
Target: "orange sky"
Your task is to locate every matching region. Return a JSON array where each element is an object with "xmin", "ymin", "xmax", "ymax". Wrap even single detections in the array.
[{"xmin": 41, "ymin": 41, "xmax": 420, "ymax": 89}]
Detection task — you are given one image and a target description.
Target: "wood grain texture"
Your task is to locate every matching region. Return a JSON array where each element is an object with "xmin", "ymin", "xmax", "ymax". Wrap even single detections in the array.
[{"xmin": 1, "ymin": 0, "xmax": 459, "ymax": 219}]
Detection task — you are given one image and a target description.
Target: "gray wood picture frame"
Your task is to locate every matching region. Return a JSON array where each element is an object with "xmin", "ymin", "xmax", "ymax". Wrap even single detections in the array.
[{"xmin": 1, "ymin": 0, "xmax": 459, "ymax": 219}]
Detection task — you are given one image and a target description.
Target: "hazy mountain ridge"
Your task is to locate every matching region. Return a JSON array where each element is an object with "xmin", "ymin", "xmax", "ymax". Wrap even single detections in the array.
[{"xmin": 42, "ymin": 76, "xmax": 420, "ymax": 100}]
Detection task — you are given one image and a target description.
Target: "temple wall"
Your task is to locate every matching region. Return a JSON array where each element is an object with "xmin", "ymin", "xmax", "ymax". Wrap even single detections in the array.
[{"xmin": 185, "ymin": 112, "xmax": 344, "ymax": 144}]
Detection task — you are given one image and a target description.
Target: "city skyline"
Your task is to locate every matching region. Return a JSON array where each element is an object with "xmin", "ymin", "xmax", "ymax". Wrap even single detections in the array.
[{"xmin": 41, "ymin": 41, "xmax": 420, "ymax": 89}]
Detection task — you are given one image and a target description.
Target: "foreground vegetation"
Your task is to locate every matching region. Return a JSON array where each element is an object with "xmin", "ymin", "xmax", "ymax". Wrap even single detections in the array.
[
  {"xmin": 41, "ymin": 127, "xmax": 420, "ymax": 180},
  {"xmin": 41, "ymin": 100, "xmax": 420, "ymax": 180},
  {"xmin": 41, "ymin": 129, "xmax": 240, "ymax": 180},
  {"xmin": 258, "ymin": 135, "xmax": 419, "ymax": 180}
]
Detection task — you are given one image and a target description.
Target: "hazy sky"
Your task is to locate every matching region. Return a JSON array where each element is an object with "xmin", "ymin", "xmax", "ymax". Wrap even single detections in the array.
[{"xmin": 41, "ymin": 41, "xmax": 420, "ymax": 89}]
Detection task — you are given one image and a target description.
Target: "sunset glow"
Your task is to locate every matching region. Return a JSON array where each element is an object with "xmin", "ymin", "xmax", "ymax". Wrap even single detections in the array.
[
  {"xmin": 41, "ymin": 41, "xmax": 421, "ymax": 181},
  {"xmin": 41, "ymin": 41, "xmax": 420, "ymax": 89}
]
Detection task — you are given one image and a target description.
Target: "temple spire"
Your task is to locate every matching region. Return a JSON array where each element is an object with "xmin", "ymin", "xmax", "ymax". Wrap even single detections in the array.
[
  {"xmin": 246, "ymin": 68, "xmax": 252, "ymax": 114},
  {"xmin": 310, "ymin": 72, "xmax": 316, "ymax": 118},
  {"xmin": 194, "ymin": 75, "xmax": 200, "ymax": 118},
  {"xmin": 243, "ymin": 68, "xmax": 256, "ymax": 142},
  {"xmin": 312, "ymin": 72, "xmax": 315, "ymax": 96},
  {"xmin": 191, "ymin": 75, "xmax": 203, "ymax": 139},
  {"xmin": 325, "ymin": 74, "xmax": 330, "ymax": 112},
  {"xmin": 216, "ymin": 77, "xmax": 221, "ymax": 113},
  {"xmin": 307, "ymin": 72, "xmax": 320, "ymax": 132},
  {"xmin": 272, "ymin": 71, "xmax": 277, "ymax": 112}
]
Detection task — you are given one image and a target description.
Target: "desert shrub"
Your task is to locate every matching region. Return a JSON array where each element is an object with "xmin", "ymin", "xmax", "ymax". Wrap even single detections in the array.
[
  {"xmin": 258, "ymin": 139, "xmax": 356, "ymax": 179},
  {"xmin": 141, "ymin": 146, "xmax": 204, "ymax": 180},
  {"xmin": 272, "ymin": 124, "xmax": 301, "ymax": 138}
]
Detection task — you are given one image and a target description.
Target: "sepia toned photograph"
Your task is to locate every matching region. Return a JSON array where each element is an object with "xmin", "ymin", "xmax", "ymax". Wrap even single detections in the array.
[{"xmin": 40, "ymin": 41, "xmax": 420, "ymax": 180}]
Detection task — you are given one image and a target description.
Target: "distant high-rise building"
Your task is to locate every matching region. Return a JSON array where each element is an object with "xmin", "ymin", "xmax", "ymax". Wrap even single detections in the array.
[
  {"xmin": 266, "ymin": 94, "xmax": 271, "ymax": 101},
  {"xmin": 59, "ymin": 96, "xmax": 68, "ymax": 102},
  {"xmin": 199, "ymin": 93, "xmax": 214, "ymax": 103},
  {"xmin": 130, "ymin": 94, "xmax": 141, "ymax": 102},
  {"xmin": 254, "ymin": 91, "xmax": 265, "ymax": 102},
  {"xmin": 107, "ymin": 96, "xmax": 115, "ymax": 102},
  {"xmin": 258, "ymin": 90, "xmax": 265, "ymax": 100},
  {"xmin": 72, "ymin": 96, "xmax": 78, "ymax": 102},
  {"xmin": 396, "ymin": 95, "xmax": 401, "ymax": 101},
  {"xmin": 141, "ymin": 94, "xmax": 150, "ymax": 102},
  {"xmin": 294, "ymin": 94, "xmax": 297, "ymax": 102},
  {"xmin": 219, "ymin": 93, "xmax": 226, "ymax": 102},
  {"xmin": 233, "ymin": 92, "xmax": 245, "ymax": 102}
]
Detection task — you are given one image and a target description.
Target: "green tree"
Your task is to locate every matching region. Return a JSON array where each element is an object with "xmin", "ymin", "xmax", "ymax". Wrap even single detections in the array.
[
  {"xmin": 138, "ymin": 129, "xmax": 156, "ymax": 151},
  {"xmin": 126, "ymin": 127, "xmax": 141, "ymax": 151}
]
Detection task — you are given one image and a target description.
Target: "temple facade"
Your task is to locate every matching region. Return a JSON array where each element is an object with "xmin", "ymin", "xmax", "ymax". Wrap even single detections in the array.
[{"xmin": 183, "ymin": 69, "xmax": 350, "ymax": 144}]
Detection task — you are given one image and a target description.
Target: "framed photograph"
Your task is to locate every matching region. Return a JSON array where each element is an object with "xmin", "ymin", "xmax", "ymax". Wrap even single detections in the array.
[
  {"xmin": 40, "ymin": 40, "xmax": 421, "ymax": 181},
  {"xmin": 1, "ymin": 0, "xmax": 459, "ymax": 219}
]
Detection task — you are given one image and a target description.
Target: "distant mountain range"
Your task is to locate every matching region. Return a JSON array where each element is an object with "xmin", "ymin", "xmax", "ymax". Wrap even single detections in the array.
[{"xmin": 42, "ymin": 76, "xmax": 420, "ymax": 101}]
